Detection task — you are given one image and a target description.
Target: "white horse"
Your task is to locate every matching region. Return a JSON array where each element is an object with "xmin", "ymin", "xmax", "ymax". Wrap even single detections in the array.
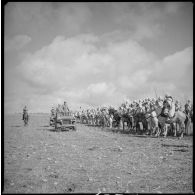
[{"xmin": 163, "ymin": 99, "xmax": 187, "ymax": 138}]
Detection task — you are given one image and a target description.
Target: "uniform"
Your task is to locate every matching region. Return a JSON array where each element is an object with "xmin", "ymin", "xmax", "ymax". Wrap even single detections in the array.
[{"xmin": 23, "ymin": 106, "xmax": 28, "ymax": 120}]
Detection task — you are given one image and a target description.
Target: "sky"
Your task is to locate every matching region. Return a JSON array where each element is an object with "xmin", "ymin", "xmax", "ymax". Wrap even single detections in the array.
[{"xmin": 4, "ymin": 2, "xmax": 193, "ymax": 113}]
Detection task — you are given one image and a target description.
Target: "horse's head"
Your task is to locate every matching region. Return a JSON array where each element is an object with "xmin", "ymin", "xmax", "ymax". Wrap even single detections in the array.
[
  {"xmin": 163, "ymin": 99, "xmax": 176, "ymax": 118},
  {"xmin": 157, "ymin": 99, "xmax": 163, "ymax": 108}
]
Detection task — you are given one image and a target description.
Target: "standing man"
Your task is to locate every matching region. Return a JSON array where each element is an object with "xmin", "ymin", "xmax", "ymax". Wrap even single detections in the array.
[
  {"xmin": 22, "ymin": 105, "xmax": 29, "ymax": 125},
  {"xmin": 62, "ymin": 101, "xmax": 70, "ymax": 116},
  {"xmin": 51, "ymin": 107, "xmax": 56, "ymax": 116},
  {"xmin": 184, "ymin": 100, "xmax": 192, "ymax": 114},
  {"xmin": 23, "ymin": 105, "xmax": 28, "ymax": 120}
]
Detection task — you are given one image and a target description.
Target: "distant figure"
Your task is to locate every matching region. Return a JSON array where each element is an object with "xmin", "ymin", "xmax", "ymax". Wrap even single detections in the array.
[
  {"xmin": 56, "ymin": 104, "xmax": 63, "ymax": 114},
  {"xmin": 22, "ymin": 106, "xmax": 29, "ymax": 125},
  {"xmin": 175, "ymin": 100, "xmax": 180, "ymax": 111},
  {"xmin": 23, "ymin": 106, "xmax": 28, "ymax": 119},
  {"xmin": 51, "ymin": 107, "xmax": 56, "ymax": 116},
  {"xmin": 62, "ymin": 101, "xmax": 70, "ymax": 116},
  {"xmin": 184, "ymin": 100, "xmax": 191, "ymax": 115}
]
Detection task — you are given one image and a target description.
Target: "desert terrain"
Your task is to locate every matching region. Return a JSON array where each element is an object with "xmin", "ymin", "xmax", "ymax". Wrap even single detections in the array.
[{"xmin": 3, "ymin": 113, "xmax": 193, "ymax": 193}]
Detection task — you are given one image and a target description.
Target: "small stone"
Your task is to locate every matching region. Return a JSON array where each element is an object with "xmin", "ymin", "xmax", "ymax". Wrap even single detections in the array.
[
  {"xmin": 169, "ymin": 151, "xmax": 174, "ymax": 155},
  {"xmin": 54, "ymin": 182, "xmax": 58, "ymax": 185},
  {"xmin": 102, "ymin": 187, "xmax": 106, "ymax": 192}
]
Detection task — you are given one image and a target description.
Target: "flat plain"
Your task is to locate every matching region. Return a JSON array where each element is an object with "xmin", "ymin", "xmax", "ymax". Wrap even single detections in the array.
[{"xmin": 3, "ymin": 113, "xmax": 193, "ymax": 193}]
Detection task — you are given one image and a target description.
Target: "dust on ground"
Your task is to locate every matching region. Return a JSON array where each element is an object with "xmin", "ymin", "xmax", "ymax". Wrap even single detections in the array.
[{"xmin": 3, "ymin": 114, "xmax": 193, "ymax": 193}]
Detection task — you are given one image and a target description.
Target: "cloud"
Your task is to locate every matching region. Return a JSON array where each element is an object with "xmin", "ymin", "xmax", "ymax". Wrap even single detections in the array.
[
  {"xmin": 147, "ymin": 47, "xmax": 193, "ymax": 96},
  {"xmin": 164, "ymin": 2, "xmax": 184, "ymax": 14},
  {"xmin": 8, "ymin": 33, "xmax": 192, "ymax": 112},
  {"xmin": 5, "ymin": 35, "xmax": 31, "ymax": 52},
  {"xmin": 149, "ymin": 47, "xmax": 192, "ymax": 83},
  {"xmin": 5, "ymin": 2, "xmax": 92, "ymax": 39},
  {"xmin": 108, "ymin": 2, "xmax": 184, "ymax": 41}
]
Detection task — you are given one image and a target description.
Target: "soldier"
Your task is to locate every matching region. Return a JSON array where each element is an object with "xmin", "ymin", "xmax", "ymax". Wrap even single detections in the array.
[
  {"xmin": 62, "ymin": 101, "xmax": 69, "ymax": 115},
  {"xmin": 175, "ymin": 100, "xmax": 180, "ymax": 111},
  {"xmin": 56, "ymin": 104, "xmax": 61, "ymax": 114},
  {"xmin": 23, "ymin": 105, "xmax": 28, "ymax": 113},
  {"xmin": 163, "ymin": 94, "xmax": 173, "ymax": 108},
  {"xmin": 23, "ymin": 106, "xmax": 28, "ymax": 120},
  {"xmin": 51, "ymin": 107, "xmax": 56, "ymax": 116},
  {"xmin": 184, "ymin": 100, "xmax": 191, "ymax": 116}
]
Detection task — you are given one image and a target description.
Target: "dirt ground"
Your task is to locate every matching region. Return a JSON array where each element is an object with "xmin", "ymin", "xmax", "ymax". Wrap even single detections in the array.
[{"xmin": 3, "ymin": 113, "xmax": 193, "ymax": 193}]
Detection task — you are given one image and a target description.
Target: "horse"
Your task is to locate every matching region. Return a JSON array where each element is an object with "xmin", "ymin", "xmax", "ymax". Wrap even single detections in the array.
[
  {"xmin": 108, "ymin": 107, "xmax": 121, "ymax": 129},
  {"xmin": 128, "ymin": 105, "xmax": 149, "ymax": 135},
  {"xmin": 120, "ymin": 112, "xmax": 134, "ymax": 131},
  {"xmin": 133, "ymin": 111, "xmax": 148, "ymax": 135},
  {"xmin": 162, "ymin": 100, "xmax": 187, "ymax": 138},
  {"xmin": 143, "ymin": 101, "xmax": 169, "ymax": 137},
  {"xmin": 81, "ymin": 113, "xmax": 88, "ymax": 124},
  {"xmin": 23, "ymin": 111, "xmax": 29, "ymax": 126},
  {"xmin": 99, "ymin": 109, "xmax": 112, "ymax": 128}
]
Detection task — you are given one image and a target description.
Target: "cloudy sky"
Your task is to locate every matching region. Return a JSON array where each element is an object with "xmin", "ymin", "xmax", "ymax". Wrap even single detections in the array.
[{"xmin": 4, "ymin": 2, "xmax": 193, "ymax": 113}]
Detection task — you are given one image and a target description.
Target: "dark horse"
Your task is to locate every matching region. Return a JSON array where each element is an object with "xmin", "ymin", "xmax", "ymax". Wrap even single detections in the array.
[
  {"xmin": 23, "ymin": 111, "xmax": 29, "ymax": 126},
  {"xmin": 133, "ymin": 112, "xmax": 148, "ymax": 134},
  {"xmin": 108, "ymin": 107, "xmax": 121, "ymax": 129}
]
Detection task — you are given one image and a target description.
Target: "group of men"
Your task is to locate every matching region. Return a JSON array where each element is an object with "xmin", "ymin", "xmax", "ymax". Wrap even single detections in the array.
[
  {"xmin": 50, "ymin": 101, "xmax": 70, "ymax": 116},
  {"xmin": 25, "ymin": 94, "xmax": 192, "ymax": 122},
  {"xmin": 75, "ymin": 94, "xmax": 192, "ymax": 121}
]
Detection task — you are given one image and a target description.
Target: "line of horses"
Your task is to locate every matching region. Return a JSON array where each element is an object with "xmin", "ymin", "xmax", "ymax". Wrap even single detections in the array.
[{"xmin": 74, "ymin": 99, "xmax": 193, "ymax": 139}]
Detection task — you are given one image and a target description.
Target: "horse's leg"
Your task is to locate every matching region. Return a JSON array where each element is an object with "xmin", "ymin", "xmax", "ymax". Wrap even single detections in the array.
[
  {"xmin": 117, "ymin": 119, "xmax": 120, "ymax": 130},
  {"xmin": 103, "ymin": 117, "xmax": 105, "ymax": 127},
  {"xmin": 127, "ymin": 120, "xmax": 131, "ymax": 132},
  {"xmin": 172, "ymin": 123, "xmax": 177, "ymax": 137},
  {"xmin": 143, "ymin": 120, "xmax": 148, "ymax": 135},
  {"xmin": 123, "ymin": 119, "xmax": 125, "ymax": 131},
  {"xmin": 154, "ymin": 122, "xmax": 160, "ymax": 137},
  {"xmin": 149, "ymin": 121, "xmax": 153, "ymax": 135},
  {"xmin": 151, "ymin": 119, "xmax": 156, "ymax": 135},
  {"xmin": 163, "ymin": 124, "xmax": 168, "ymax": 137},
  {"xmin": 137, "ymin": 122, "xmax": 141, "ymax": 135},
  {"xmin": 185, "ymin": 118, "xmax": 190, "ymax": 135},
  {"xmin": 110, "ymin": 117, "xmax": 113, "ymax": 129},
  {"xmin": 179, "ymin": 121, "xmax": 185, "ymax": 139}
]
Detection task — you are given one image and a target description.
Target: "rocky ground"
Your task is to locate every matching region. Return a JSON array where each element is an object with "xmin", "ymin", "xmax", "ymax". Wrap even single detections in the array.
[{"xmin": 3, "ymin": 113, "xmax": 193, "ymax": 193}]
